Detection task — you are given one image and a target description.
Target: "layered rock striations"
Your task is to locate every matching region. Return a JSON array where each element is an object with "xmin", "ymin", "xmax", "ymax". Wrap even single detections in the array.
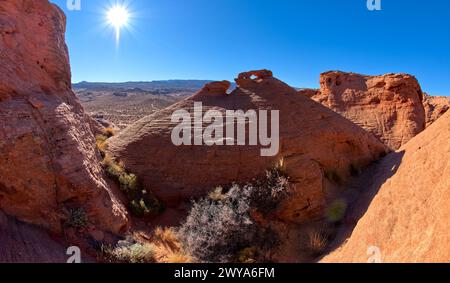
[
  {"xmin": 107, "ymin": 70, "xmax": 389, "ymax": 224},
  {"xmin": 304, "ymin": 71, "xmax": 426, "ymax": 150},
  {"xmin": 0, "ymin": 0, "xmax": 128, "ymax": 235}
]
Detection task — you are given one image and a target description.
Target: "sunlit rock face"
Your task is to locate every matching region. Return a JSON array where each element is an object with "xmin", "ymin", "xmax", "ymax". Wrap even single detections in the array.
[
  {"xmin": 307, "ymin": 71, "xmax": 426, "ymax": 150},
  {"xmin": 322, "ymin": 111, "xmax": 450, "ymax": 263},
  {"xmin": 0, "ymin": 0, "xmax": 128, "ymax": 235},
  {"xmin": 108, "ymin": 69, "xmax": 388, "ymax": 226},
  {"xmin": 423, "ymin": 94, "xmax": 450, "ymax": 127}
]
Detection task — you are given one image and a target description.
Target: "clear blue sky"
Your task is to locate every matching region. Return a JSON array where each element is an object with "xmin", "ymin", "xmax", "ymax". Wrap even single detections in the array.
[{"xmin": 51, "ymin": 0, "xmax": 450, "ymax": 96}]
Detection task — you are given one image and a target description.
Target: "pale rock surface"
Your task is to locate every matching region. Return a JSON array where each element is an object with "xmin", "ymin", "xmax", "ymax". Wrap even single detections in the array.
[{"xmin": 321, "ymin": 111, "xmax": 450, "ymax": 263}]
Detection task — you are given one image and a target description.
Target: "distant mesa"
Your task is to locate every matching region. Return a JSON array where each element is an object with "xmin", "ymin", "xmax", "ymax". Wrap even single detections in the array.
[
  {"xmin": 113, "ymin": 91, "xmax": 128, "ymax": 97},
  {"xmin": 72, "ymin": 80, "xmax": 234, "ymax": 91}
]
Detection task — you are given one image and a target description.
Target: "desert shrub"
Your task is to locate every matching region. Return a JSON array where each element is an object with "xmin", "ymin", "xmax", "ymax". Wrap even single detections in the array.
[
  {"xmin": 165, "ymin": 253, "xmax": 192, "ymax": 263},
  {"xmin": 104, "ymin": 127, "xmax": 116, "ymax": 138},
  {"xmin": 154, "ymin": 227, "xmax": 179, "ymax": 246},
  {"xmin": 237, "ymin": 247, "xmax": 257, "ymax": 263},
  {"xmin": 177, "ymin": 184, "xmax": 256, "ymax": 263},
  {"xmin": 130, "ymin": 196, "xmax": 163, "ymax": 217},
  {"xmin": 103, "ymin": 156, "xmax": 125, "ymax": 180},
  {"xmin": 130, "ymin": 199, "xmax": 151, "ymax": 217},
  {"xmin": 118, "ymin": 172, "xmax": 139, "ymax": 194},
  {"xmin": 178, "ymin": 162, "xmax": 290, "ymax": 263},
  {"xmin": 102, "ymin": 155, "xmax": 163, "ymax": 217},
  {"xmin": 96, "ymin": 134, "xmax": 108, "ymax": 155},
  {"xmin": 307, "ymin": 229, "xmax": 329, "ymax": 256},
  {"xmin": 65, "ymin": 208, "xmax": 88, "ymax": 229},
  {"xmin": 208, "ymin": 187, "xmax": 227, "ymax": 202},
  {"xmin": 326, "ymin": 199, "xmax": 348, "ymax": 223},
  {"xmin": 251, "ymin": 161, "xmax": 290, "ymax": 215},
  {"xmin": 153, "ymin": 227, "xmax": 190, "ymax": 262},
  {"xmin": 102, "ymin": 242, "xmax": 157, "ymax": 263}
]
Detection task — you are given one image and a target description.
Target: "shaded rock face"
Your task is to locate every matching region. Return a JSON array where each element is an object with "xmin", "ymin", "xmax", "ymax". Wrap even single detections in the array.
[
  {"xmin": 0, "ymin": 211, "xmax": 68, "ymax": 263},
  {"xmin": 423, "ymin": 94, "xmax": 450, "ymax": 127},
  {"xmin": 310, "ymin": 71, "xmax": 426, "ymax": 150},
  {"xmin": 322, "ymin": 111, "xmax": 450, "ymax": 263},
  {"xmin": 0, "ymin": 0, "xmax": 128, "ymax": 234},
  {"xmin": 108, "ymin": 70, "xmax": 388, "ymax": 225}
]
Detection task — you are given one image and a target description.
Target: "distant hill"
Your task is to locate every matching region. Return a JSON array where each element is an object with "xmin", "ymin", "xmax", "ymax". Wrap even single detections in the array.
[
  {"xmin": 73, "ymin": 80, "xmax": 217, "ymax": 91},
  {"xmin": 73, "ymin": 80, "xmax": 240, "ymax": 129}
]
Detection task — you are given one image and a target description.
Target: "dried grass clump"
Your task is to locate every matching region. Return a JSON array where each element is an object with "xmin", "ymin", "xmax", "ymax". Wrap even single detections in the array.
[{"xmin": 103, "ymin": 242, "xmax": 157, "ymax": 263}]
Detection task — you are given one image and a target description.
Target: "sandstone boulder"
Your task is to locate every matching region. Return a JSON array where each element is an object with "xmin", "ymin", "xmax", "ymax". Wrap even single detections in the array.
[
  {"xmin": 321, "ymin": 111, "xmax": 450, "ymax": 263},
  {"xmin": 423, "ymin": 94, "xmax": 450, "ymax": 127},
  {"xmin": 308, "ymin": 71, "xmax": 426, "ymax": 150},
  {"xmin": 0, "ymin": 0, "xmax": 128, "ymax": 234},
  {"xmin": 108, "ymin": 70, "xmax": 389, "ymax": 224}
]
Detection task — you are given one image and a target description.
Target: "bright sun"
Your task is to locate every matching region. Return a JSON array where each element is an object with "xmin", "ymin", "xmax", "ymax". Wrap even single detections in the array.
[
  {"xmin": 106, "ymin": 4, "xmax": 130, "ymax": 46},
  {"xmin": 107, "ymin": 5, "xmax": 130, "ymax": 28}
]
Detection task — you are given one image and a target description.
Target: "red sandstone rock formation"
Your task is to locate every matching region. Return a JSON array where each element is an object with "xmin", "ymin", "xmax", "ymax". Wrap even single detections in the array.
[
  {"xmin": 297, "ymin": 88, "xmax": 320, "ymax": 98},
  {"xmin": 321, "ymin": 111, "xmax": 450, "ymax": 263},
  {"xmin": 107, "ymin": 70, "xmax": 388, "ymax": 225},
  {"xmin": 423, "ymin": 94, "xmax": 450, "ymax": 127},
  {"xmin": 0, "ymin": 0, "xmax": 128, "ymax": 235},
  {"xmin": 0, "ymin": 211, "xmax": 67, "ymax": 263},
  {"xmin": 193, "ymin": 81, "xmax": 231, "ymax": 98},
  {"xmin": 307, "ymin": 71, "xmax": 426, "ymax": 150}
]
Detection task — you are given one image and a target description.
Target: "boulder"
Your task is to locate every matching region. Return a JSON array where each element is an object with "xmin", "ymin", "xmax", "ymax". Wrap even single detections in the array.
[
  {"xmin": 423, "ymin": 94, "xmax": 450, "ymax": 127},
  {"xmin": 107, "ymin": 70, "xmax": 389, "ymax": 224},
  {"xmin": 309, "ymin": 71, "xmax": 426, "ymax": 150},
  {"xmin": 0, "ymin": 0, "xmax": 128, "ymax": 234},
  {"xmin": 297, "ymin": 88, "xmax": 320, "ymax": 98}
]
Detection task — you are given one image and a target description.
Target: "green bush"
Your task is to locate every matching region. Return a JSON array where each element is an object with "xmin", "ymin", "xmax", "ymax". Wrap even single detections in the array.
[
  {"xmin": 326, "ymin": 199, "xmax": 348, "ymax": 223},
  {"xmin": 130, "ymin": 196, "xmax": 163, "ymax": 217},
  {"xmin": 118, "ymin": 173, "xmax": 139, "ymax": 194},
  {"xmin": 102, "ymin": 155, "xmax": 163, "ymax": 217}
]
